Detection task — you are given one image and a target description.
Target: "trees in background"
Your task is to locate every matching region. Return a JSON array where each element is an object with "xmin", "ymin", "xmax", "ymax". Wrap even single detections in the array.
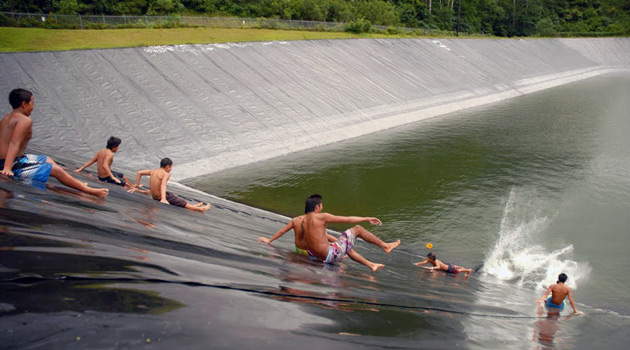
[{"xmin": 1, "ymin": 0, "xmax": 628, "ymax": 36}]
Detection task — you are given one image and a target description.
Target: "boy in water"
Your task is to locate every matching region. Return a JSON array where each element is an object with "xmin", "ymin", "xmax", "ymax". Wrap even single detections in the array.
[
  {"xmin": 74, "ymin": 136, "xmax": 134, "ymax": 188},
  {"xmin": 258, "ymin": 213, "xmax": 387, "ymax": 272},
  {"xmin": 132, "ymin": 157, "xmax": 210, "ymax": 213},
  {"xmin": 536, "ymin": 273, "xmax": 581, "ymax": 314},
  {"xmin": 0, "ymin": 89, "xmax": 108, "ymax": 197},
  {"xmin": 301, "ymin": 194, "xmax": 400, "ymax": 270},
  {"xmin": 414, "ymin": 252, "xmax": 472, "ymax": 276}
]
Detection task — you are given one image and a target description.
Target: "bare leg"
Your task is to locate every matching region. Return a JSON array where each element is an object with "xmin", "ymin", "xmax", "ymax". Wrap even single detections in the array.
[
  {"xmin": 47, "ymin": 158, "xmax": 108, "ymax": 198},
  {"xmin": 350, "ymin": 225, "xmax": 400, "ymax": 253},
  {"xmin": 457, "ymin": 267, "xmax": 472, "ymax": 276},
  {"xmin": 184, "ymin": 202, "xmax": 211, "ymax": 213},
  {"xmin": 347, "ymin": 249, "xmax": 385, "ymax": 272}
]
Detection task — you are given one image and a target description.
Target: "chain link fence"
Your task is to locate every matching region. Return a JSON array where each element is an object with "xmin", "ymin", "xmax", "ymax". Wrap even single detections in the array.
[
  {"xmin": 1, "ymin": 12, "xmax": 357, "ymax": 31},
  {"xmin": 0, "ymin": 11, "xmax": 448, "ymax": 35}
]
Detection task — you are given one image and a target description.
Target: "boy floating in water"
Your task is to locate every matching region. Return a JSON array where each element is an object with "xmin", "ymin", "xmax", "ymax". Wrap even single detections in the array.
[
  {"xmin": 75, "ymin": 136, "xmax": 134, "ymax": 188},
  {"xmin": 536, "ymin": 273, "xmax": 581, "ymax": 314},
  {"xmin": 131, "ymin": 157, "xmax": 210, "ymax": 213},
  {"xmin": 258, "ymin": 213, "xmax": 389, "ymax": 272},
  {"xmin": 414, "ymin": 252, "xmax": 472, "ymax": 276},
  {"xmin": 301, "ymin": 194, "xmax": 400, "ymax": 271},
  {"xmin": 0, "ymin": 88, "xmax": 108, "ymax": 198}
]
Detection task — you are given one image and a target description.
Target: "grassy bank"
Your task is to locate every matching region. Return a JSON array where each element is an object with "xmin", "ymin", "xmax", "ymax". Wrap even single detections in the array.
[{"xmin": 0, "ymin": 27, "xmax": 422, "ymax": 52}]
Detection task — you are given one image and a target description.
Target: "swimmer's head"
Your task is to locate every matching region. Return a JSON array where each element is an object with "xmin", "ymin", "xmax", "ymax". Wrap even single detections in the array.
[
  {"xmin": 160, "ymin": 157, "xmax": 173, "ymax": 169},
  {"xmin": 305, "ymin": 194, "xmax": 322, "ymax": 213},
  {"xmin": 558, "ymin": 273, "xmax": 568, "ymax": 283},
  {"xmin": 107, "ymin": 136, "xmax": 122, "ymax": 150},
  {"xmin": 427, "ymin": 252, "xmax": 436, "ymax": 261}
]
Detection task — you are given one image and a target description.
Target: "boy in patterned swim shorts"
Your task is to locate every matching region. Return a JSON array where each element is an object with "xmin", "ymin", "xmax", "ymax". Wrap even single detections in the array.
[
  {"xmin": 0, "ymin": 89, "xmax": 108, "ymax": 197},
  {"xmin": 301, "ymin": 194, "xmax": 400, "ymax": 271},
  {"xmin": 258, "ymin": 213, "xmax": 386, "ymax": 272}
]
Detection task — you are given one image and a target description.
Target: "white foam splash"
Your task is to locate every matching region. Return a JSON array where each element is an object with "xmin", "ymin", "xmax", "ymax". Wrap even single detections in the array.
[{"xmin": 482, "ymin": 188, "xmax": 590, "ymax": 290}]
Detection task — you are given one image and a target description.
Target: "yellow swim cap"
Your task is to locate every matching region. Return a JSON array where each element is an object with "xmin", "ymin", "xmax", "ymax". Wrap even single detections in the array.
[{"xmin": 426, "ymin": 243, "xmax": 433, "ymax": 249}]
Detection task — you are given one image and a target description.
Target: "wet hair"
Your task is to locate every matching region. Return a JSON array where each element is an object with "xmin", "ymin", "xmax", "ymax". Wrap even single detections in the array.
[
  {"xmin": 9, "ymin": 88, "xmax": 33, "ymax": 109},
  {"xmin": 106, "ymin": 136, "xmax": 122, "ymax": 150},
  {"xmin": 558, "ymin": 273, "xmax": 568, "ymax": 283},
  {"xmin": 427, "ymin": 252, "xmax": 436, "ymax": 260},
  {"xmin": 160, "ymin": 157, "xmax": 173, "ymax": 168},
  {"xmin": 305, "ymin": 194, "xmax": 322, "ymax": 214}
]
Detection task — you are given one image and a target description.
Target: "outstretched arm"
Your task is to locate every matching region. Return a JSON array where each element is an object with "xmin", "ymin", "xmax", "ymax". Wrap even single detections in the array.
[
  {"xmin": 536, "ymin": 286, "xmax": 553, "ymax": 303},
  {"xmin": 568, "ymin": 289, "xmax": 580, "ymax": 314},
  {"xmin": 321, "ymin": 213, "xmax": 382, "ymax": 226},
  {"xmin": 258, "ymin": 221, "xmax": 294, "ymax": 244},
  {"xmin": 159, "ymin": 173, "xmax": 170, "ymax": 204},
  {"xmin": 102, "ymin": 153, "xmax": 120, "ymax": 183},
  {"xmin": 133, "ymin": 169, "xmax": 151, "ymax": 188},
  {"xmin": 74, "ymin": 154, "xmax": 98, "ymax": 173},
  {"xmin": 413, "ymin": 259, "xmax": 430, "ymax": 267}
]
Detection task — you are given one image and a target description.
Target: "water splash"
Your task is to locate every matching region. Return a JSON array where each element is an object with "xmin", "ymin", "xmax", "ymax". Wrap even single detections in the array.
[{"xmin": 482, "ymin": 188, "xmax": 590, "ymax": 290}]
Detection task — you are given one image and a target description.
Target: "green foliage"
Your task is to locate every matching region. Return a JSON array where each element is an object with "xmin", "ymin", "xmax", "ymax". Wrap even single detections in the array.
[
  {"xmin": 535, "ymin": 17, "xmax": 558, "ymax": 36},
  {"xmin": 2, "ymin": 0, "xmax": 629, "ymax": 37},
  {"xmin": 345, "ymin": 18, "xmax": 372, "ymax": 33}
]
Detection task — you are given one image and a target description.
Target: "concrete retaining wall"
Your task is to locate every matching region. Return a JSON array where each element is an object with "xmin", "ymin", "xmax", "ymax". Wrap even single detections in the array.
[{"xmin": 1, "ymin": 38, "xmax": 628, "ymax": 181}]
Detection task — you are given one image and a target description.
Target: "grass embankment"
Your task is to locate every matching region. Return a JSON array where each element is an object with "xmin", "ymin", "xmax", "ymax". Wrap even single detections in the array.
[{"xmin": 0, "ymin": 27, "xmax": 418, "ymax": 52}]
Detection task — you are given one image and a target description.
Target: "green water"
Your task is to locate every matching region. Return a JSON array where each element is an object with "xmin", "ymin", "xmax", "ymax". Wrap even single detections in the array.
[{"xmin": 189, "ymin": 72, "xmax": 630, "ymax": 316}]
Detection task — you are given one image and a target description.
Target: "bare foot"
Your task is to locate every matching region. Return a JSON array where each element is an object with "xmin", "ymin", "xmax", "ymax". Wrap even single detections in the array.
[
  {"xmin": 382, "ymin": 239, "xmax": 401, "ymax": 253},
  {"xmin": 369, "ymin": 263, "xmax": 385, "ymax": 272},
  {"xmin": 86, "ymin": 187, "xmax": 109, "ymax": 198}
]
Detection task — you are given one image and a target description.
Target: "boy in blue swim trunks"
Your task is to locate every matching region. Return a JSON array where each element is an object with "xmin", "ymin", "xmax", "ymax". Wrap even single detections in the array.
[
  {"xmin": 258, "ymin": 213, "xmax": 387, "ymax": 272},
  {"xmin": 301, "ymin": 194, "xmax": 400, "ymax": 271},
  {"xmin": 0, "ymin": 89, "xmax": 108, "ymax": 197},
  {"xmin": 75, "ymin": 136, "xmax": 137, "ymax": 189},
  {"xmin": 536, "ymin": 273, "xmax": 581, "ymax": 314}
]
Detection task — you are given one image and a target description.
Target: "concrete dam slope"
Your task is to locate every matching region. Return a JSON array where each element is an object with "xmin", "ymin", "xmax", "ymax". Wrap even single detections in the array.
[{"xmin": 1, "ymin": 38, "xmax": 628, "ymax": 182}]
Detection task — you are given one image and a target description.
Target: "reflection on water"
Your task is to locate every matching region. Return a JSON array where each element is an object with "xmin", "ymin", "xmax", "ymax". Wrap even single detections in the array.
[{"xmin": 2, "ymin": 74, "xmax": 630, "ymax": 348}]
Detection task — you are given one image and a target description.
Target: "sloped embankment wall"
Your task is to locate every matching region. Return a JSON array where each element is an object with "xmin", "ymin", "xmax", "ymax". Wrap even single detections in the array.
[{"xmin": 0, "ymin": 38, "xmax": 628, "ymax": 181}]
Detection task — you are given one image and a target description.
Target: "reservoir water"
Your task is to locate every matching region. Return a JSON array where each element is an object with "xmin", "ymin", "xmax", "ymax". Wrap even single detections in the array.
[
  {"xmin": 2, "ymin": 73, "xmax": 629, "ymax": 349},
  {"xmin": 188, "ymin": 72, "xmax": 630, "ymax": 347}
]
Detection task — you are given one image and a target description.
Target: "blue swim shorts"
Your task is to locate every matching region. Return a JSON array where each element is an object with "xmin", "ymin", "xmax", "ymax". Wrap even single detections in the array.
[{"xmin": 0, "ymin": 154, "xmax": 52, "ymax": 183}]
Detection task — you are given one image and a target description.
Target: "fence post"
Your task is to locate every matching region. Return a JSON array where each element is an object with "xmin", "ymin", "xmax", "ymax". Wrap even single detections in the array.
[{"xmin": 79, "ymin": 14, "xmax": 83, "ymax": 29}]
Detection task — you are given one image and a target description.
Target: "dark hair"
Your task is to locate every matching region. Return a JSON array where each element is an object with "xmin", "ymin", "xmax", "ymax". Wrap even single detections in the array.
[
  {"xmin": 160, "ymin": 157, "xmax": 173, "ymax": 168},
  {"xmin": 427, "ymin": 252, "xmax": 436, "ymax": 260},
  {"xmin": 305, "ymin": 194, "xmax": 322, "ymax": 213},
  {"xmin": 558, "ymin": 273, "xmax": 568, "ymax": 283},
  {"xmin": 9, "ymin": 88, "xmax": 33, "ymax": 109},
  {"xmin": 106, "ymin": 136, "xmax": 122, "ymax": 150}
]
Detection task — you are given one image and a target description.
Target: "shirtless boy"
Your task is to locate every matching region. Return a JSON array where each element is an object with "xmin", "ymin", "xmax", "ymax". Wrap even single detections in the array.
[
  {"xmin": 75, "ymin": 136, "xmax": 133, "ymax": 188},
  {"xmin": 132, "ymin": 157, "xmax": 210, "ymax": 213},
  {"xmin": 0, "ymin": 89, "xmax": 108, "ymax": 197},
  {"xmin": 536, "ymin": 273, "xmax": 581, "ymax": 314},
  {"xmin": 301, "ymin": 194, "xmax": 400, "ymax": 270},
  {"xmin": 258, "ymin": 213, "xmax": 388, "ymax": 272},
  {"xmin": 414, "ymin": 252, "xmax": 472, "ymax": 276}
]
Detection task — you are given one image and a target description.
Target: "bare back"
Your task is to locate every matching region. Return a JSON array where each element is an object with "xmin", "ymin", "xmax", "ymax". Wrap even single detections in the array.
[
  {"xmin": 549, "ymin": 283, "xmax": 571, "ymax": 305},
  {"xmin": 302, "ymin": 213, "xmax": 332, "ymax": 260},
  {"xmin": 149, "ymin": 168, "xmax": 168, "ymax": 200},
  {"xmin": 0, "ymin": 111, "xmax": 32, "ymax": 160},
  {"xmin": 96, "ymin": 149, "xmax": 115, "ymax": 178},
  {"xmin": 291, "ymin": 216, "xmax": 307, "ymax": 249}
]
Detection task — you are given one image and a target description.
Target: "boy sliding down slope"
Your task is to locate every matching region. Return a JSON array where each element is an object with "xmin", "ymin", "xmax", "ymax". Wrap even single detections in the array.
[{"xmin": 131, "ymin": 157, "xmax": 210, "ymax": 213}]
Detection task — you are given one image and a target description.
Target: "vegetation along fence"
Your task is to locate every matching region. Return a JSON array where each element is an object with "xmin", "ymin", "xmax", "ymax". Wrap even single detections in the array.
[{"xmin": 0, "ymin": 11, "xmax": 453, "ymax": 36}]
